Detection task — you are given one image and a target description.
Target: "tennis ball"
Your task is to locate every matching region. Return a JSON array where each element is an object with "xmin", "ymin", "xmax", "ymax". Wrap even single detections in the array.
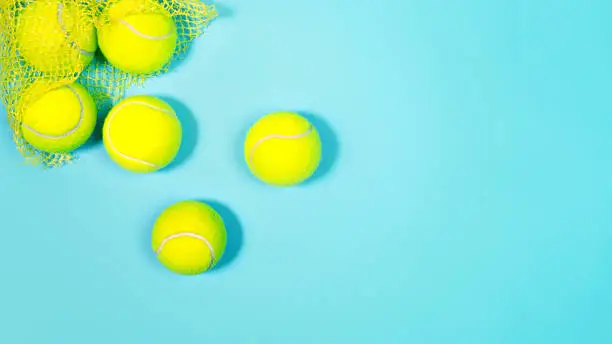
[
  {"xmin": 152, "ymin": 200, "xmax": 227, "ymax": 275},
  {"xmin": 103, "ymin": 95, "xmax": 182, "ymax": 173},
  {"xmin": 16, "ymin": 0, "xmax": 97, "ymax": 74},
  {"xmin": 20, "ymin": 82, "xmax": 97, "ymax": 153},
  {"xmin": 244, "ymin": 111, "xmax": 322, "ymax": 187},
  {"xmin": 98, "ymin": 0, "xmax": 178, "ymax": 74}
]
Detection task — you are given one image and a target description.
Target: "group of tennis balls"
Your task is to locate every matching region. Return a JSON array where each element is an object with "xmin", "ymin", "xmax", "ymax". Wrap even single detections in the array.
[{"xmin": 14, "ymin": 0, "xmax": 323, "ymax": 275}]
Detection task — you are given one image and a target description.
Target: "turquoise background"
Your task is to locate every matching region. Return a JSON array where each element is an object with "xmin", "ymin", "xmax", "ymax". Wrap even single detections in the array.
[{"xmin": 1, "ymin": 0, "xmax": 611, "ymax": 343}]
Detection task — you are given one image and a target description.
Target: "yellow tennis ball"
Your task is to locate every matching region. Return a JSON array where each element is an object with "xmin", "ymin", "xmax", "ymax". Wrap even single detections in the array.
[
  {"xmin": 152, "ymin": 200, "xmax": 227, "ymax": 275},
  {"xmin": 103, "ymin": 95, "xmax": 182, "ymax": 173},
  {"xmin": 20, "ymin": 82, "xmax": 97, "ymax": 153},
  {"xmin": 98, "ymin": 0, "xmax": 178, "ymax": 74},
  {"xmin": 16, "ymin": 0, "xmax": 97, "ymax": 74},
  {"xmin": 244, "ymin": 111, "xmax": 322, "ymax": 187}
]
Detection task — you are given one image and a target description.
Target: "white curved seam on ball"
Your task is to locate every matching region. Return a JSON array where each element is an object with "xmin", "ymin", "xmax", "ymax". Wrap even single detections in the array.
[
  {"xmin": 248, "ymin": 126, "xmax": 313, "ymax": 166},
  {"xmin": 156, "ymin": 233, "xmax": 215, "ymax": 271},
  {"xmin": 115, "ymin": 100, "xmax": 175, "ymax": 116},
  {"xmin": 105, "ymin": 101, "xmax": 175, "ymax": 168},
  {"xmin": 22, "ymin": 85, "xmax": 84, "ymax": 139},
  {"xmin": 57, "ymin": 2, "xmax": 95, "ymax": 57},
  {"xmin": 118, "ymin": 19, "xmax": 175, "ymax": 40}
]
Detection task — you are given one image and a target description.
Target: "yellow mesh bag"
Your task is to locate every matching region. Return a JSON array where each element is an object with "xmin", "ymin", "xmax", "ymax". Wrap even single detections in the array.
[{"xmin": 0, "ymin": 0, "xmax": 216, "ymax": 167}]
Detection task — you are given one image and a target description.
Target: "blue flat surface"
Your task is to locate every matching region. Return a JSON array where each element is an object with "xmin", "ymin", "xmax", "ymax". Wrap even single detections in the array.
[{"xmin": 1, "ymin": 0, "xmax": 612, "ymax": 343}]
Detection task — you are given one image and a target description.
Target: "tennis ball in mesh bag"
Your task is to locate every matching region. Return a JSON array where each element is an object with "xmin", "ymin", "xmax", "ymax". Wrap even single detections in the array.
[
  {"xmin": 20, "ymin": 82, "xmax": 97, "ymax": 153},
  {"xmin": 103, "ymin": 95, "xmax": 182, "ymax": 173},
  {"xmin": 152, "ymin": 200, "xmax": 227, "ymax": 275},
  {"xmin": 98, "ymin": 0, "xmax": 178, "ymax": 74},
  {"xmin": 16, "ymin": 0, "xmax": 97, "ymax": 73},
  {"xmin": 244, "ymin": 111, "xmax": 322, "ymax": 187}
]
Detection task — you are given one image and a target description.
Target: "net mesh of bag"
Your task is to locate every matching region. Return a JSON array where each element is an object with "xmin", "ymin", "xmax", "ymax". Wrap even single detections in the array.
[{"xmin": 0, "ymin": 0, "xmax": 216, "ymax": 167}]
